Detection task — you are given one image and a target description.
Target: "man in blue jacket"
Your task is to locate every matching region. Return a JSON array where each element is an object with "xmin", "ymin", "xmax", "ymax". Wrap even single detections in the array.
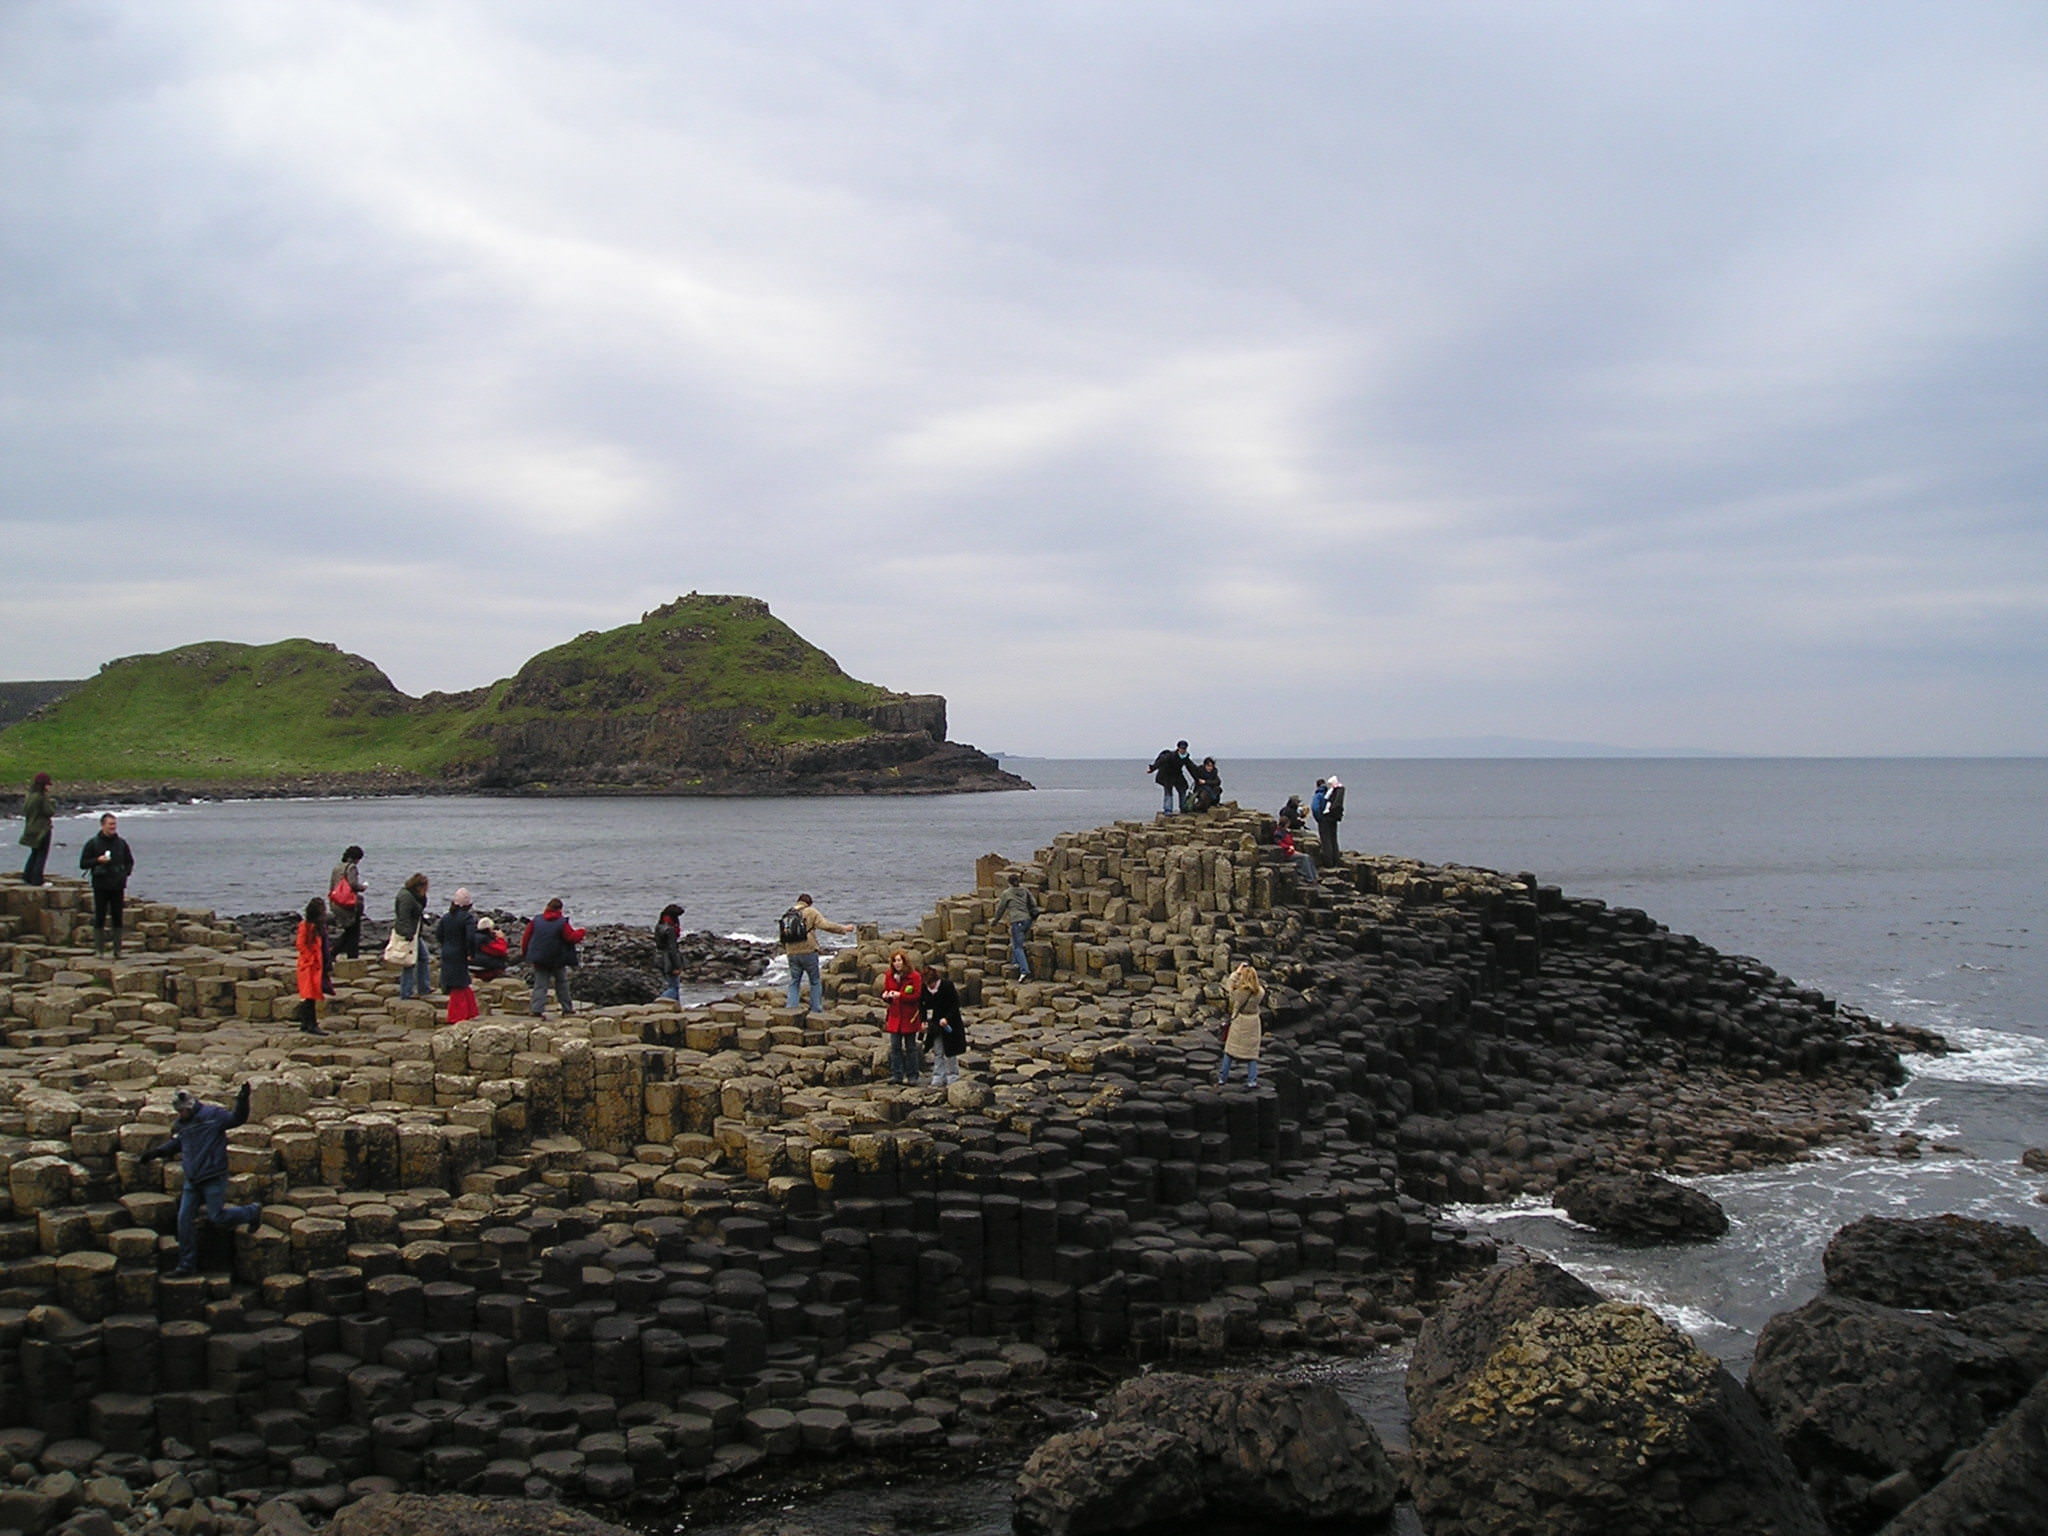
[{"xmin": 140, "ymin": 1084, "xmax": 262, "ymax": 1276}]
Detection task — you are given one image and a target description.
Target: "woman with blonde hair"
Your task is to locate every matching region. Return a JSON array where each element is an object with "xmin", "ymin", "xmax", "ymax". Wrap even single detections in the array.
[
  {"xmin": 1218, "ymin": 961, "xmax": 1265, "ymax": 1086},
  {"xmin": 880, "ymin": 949, "xmax": 924, "ymax": 1085}
]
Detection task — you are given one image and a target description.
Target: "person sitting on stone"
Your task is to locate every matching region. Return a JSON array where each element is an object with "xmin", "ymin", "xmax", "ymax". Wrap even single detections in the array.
[
  {"xmin": 1188, "ymin": 756, "xmax": 1223, "ymax": 812},
  {"xmin": 472, "ymin": 917, "xmax": 512, "ymax": 981},
  {"xmin": 1277, "ymin": 794, "xmax": 1307, "ymax": 834},
  {"xmin": 1275, "ymin": 825, "xmax": 1319, "ymax": 885},
  {"xmin": 139, "ymin": 1084, "xmax": 263, "ymax": 1277}
]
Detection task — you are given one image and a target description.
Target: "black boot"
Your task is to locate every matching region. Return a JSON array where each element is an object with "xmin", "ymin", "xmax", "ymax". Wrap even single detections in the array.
[
  {"xmin": 297, "ymin": 999, "xmax": 324, "ymax": 1036},
  {"xmin": 111, "ymin": 925, "xmax": 123, "ymax": 960}
]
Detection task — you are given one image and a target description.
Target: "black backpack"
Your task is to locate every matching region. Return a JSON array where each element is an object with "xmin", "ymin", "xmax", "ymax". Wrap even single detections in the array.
[{"xmin": 777, "ymin": 907, "xmax": 810, "ymax": 945}]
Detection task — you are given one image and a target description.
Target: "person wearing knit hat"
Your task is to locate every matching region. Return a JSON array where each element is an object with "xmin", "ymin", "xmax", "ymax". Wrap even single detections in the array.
[
  {"xmin": 438, "ymin": 888, "xmax": 482, "ymax": 1024},
  {"xmin": 18, "ymin": 772, "xmax": 54, "ymax": 885}
]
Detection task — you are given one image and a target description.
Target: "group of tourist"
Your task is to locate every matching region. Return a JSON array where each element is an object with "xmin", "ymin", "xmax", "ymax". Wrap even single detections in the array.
[
  {"xmin": 1274, "ymin": 775, "xmax": 1347, "ymax": 871},
  {"xmin": 12, "ymin": 773, "xmax": 1268, "ymax": 1093},
  {"xmin": 1144, "ymin": 741, "xmax": 1224, "ymax": 814}
]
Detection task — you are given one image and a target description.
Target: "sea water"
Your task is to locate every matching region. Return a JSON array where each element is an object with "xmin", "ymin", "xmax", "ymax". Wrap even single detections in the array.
[{"xmin": 34, "ymin": 760, "xmax": 2048, "ymax": 1376}]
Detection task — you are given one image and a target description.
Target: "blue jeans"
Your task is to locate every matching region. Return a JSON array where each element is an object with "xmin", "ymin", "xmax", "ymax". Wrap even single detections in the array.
[
  {"xmin": 787, "ymin": 952, "xmax": 822, "ymax": 1012},
  {"xmin": 1162, "ymin": 783, "xmax": 1189, "ymax": 814},
  {"xmin": 1009, "ymin": 920, "xmax": 1032, "ymax": 979},
  {"xmin": 1218, "ymin": 1054, "xmax": 1259, "ymax": 1087},
  {"xmin": 888, "ymin": 1033, "xmax": 921, "ymax": 1084},
  {"xmin": 177, "ymin": 1175, "xmax": 260, "ymax": 1270},
  {"xmin": 929, "ymin": 1041, "xmax": 958, "ymax": 1085},
  {"xmin": 660, "ymin": 974, "xmax": 681, "ymax": 1002},
  {"xmin": 398, "ymin": 935, "xmax": 431, "ymax": 999}
]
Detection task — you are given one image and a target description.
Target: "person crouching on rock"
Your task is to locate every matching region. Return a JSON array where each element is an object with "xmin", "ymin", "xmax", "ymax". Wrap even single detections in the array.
[
  {"xmin": 439, "ymin": 888, "xmax": 480, "ymax": 1024},
  {"xmin": 472, "ymin": 917, "xmax": 511, "ymax": 981},
  {"xmin": 656, "ymin": 903, "xmax": 687, "ymax": 1003},
  {"xmin": 294, "ymin": 897, "xmax": 327, "ymax": 1035},
  {"xmin": 881, "ymin": 949, "xmax": 924, "ymax": 1085},
  {"xmin": 921, "ymin": 956, "xmax": 966, "ymax": 1088},
  {"xmin": 522, "ymin": 897, "xmax": 584, "ymax": 1018},
  {"xmin": 138, "ymin": 1084, "xmax": 263, "ymax": 1277},
  {"xmin": 1218, "ymin": 961, "xmax": 1266, "ymax": 1087}
]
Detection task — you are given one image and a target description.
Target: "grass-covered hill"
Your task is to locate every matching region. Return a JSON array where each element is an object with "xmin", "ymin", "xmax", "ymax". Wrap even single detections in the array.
[{"xmin": 0, "ymin": 595, "xmax": 1023, "ymax": 796}]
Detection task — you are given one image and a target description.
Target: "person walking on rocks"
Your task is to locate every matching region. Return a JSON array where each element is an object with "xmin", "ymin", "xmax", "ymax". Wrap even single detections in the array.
[
  {"xmin": 781, "ymin": 893, "xmax": 854, "ymax": 1014},
  {"xmin": 881, "ymin": 949, "xmax": 925, "ymax": 1085},
  {"xmin": 17, "ymin": 772, "xmax": 53, "ymax": 885},
  {"xmin": 1217, "ymin": 961, "xmax": 1266, "ymax": 1087},
  {"xmin": 992, "ymin": 871, "xmax": 1040, "ymax": 981},
  {"xmin": 139, "ymin": 1083, "xmax": 263, "ymax": 1277},
  {"xmin": 78, "ymin": 812, "xmax": 134, "ymax": 958},
  {"xmin": 1317, "ymin": 774, "xmax": 1346, "ymax": 865},
  {"xmin": 294, "ymin": 897, "xmax": 328, "ymax": 1035},
  {"xmin": 522, "ymin": 897, "xmax": 584, "ymax": 1018},
  {"xmin": 438, "ymin": 888, "xmax": 480, "ymax": 1024},
  {"xmin": 393, "ymin": 873, "xmax": 433, "ymax": 1000},
  {"xmin": 921, "ymin": 956, "xmax": 966, "ymax": 1088},
  {"xmin": 655, "ymin": 903, "xmax": 687, "ymax": 1004},
  {"xmin": 327, "ymin": 845, "xmax": 366, "ymax": 963},
  {"xmin": 1147, "ymin": 742, "xmax": 1192, "ymax": 815}
]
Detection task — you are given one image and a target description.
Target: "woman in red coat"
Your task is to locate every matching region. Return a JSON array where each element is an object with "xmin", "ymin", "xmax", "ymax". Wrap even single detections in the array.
[
  {"xmin": 880, "ymin": 949, "xmax": 923, "ymax": 1085},
  {"xmin": 294, "ymin": 897, "xmax": 327, "ymax": 1036}
]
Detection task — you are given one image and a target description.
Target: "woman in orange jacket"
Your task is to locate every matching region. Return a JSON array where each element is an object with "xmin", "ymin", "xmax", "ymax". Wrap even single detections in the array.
[
  {"xmin": 294, "ymin": 897, "xmax": 327, "ymax": 1036},
  {"xmin": 880, "ymin": 949, "xmax": 923, "ymax": 1085}
]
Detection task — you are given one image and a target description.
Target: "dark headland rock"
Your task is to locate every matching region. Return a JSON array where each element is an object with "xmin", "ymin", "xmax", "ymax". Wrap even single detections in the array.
[
  {"xmin": 1014, "ymin": 1372, "xmax": 1395, "ymax": 1536},
  {"xmin": 1556, "ymin": 1170, "xmax": 1731, "ymax": 1241},
  {"xmin": 1748, "ymin": 1213, "xmax": 2048, "ymax": 1535},
  {"xmin": 1822, "ymin": 1213, "xmax": 2048, "ymax": 1312}
]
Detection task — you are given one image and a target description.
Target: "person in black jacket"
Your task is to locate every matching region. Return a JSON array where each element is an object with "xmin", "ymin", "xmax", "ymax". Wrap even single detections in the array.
[
  {"xmin": 139, "ymin": 1083, "xmax": 263, "ymax": 1276},
  {"xmin": 1145, "ymin": 742, "xmax": 1192, "ymax": 815},
  {"xmin": 655, "ymin": 903, "xmax": 687, "ymax": 1004},
  {"xmin": 1317, "ymin": 774, "xmax": 1347, "ymax": 865},
  {"xmin": 78, "ymin": 812, "xmax": 135, "ymax": 958},
  {"xmin": 920, "ymin": 957, "xmax": 967, "ymax": 1087}
]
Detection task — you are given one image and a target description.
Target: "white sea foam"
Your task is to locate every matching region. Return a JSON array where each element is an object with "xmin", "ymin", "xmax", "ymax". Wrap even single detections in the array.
[{"xmin": 1905, "ymin": 1025, "xmax": 2048, "ymax": 1087}]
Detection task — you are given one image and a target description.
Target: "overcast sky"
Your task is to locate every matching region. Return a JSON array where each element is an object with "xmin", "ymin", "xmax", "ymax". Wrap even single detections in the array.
[{"xmin": 4, "ymin": 2, "xmax": 2045, "ymax": 756}]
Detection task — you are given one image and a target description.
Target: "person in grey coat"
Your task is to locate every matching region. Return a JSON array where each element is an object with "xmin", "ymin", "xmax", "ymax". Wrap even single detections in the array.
[{"xmin": 991, "ymin": 871, "xmax": 1040, "ymax": 980}]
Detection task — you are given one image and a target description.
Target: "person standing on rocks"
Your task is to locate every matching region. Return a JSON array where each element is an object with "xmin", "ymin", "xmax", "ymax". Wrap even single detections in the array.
[
  {"xmin": 294, "ymin": 897, "xmax": 327, "ymax": 1035},
  {"xmin": 522, "ymin": 896, "xmax": 585, "ymax": 1018},
  {"xmin": 1314, "ymin": 775, "xmax": 1346, "ymax": 866},
  {"xmin": 655, "ymin": 903, "xmax": 687, "ymax": 1004},
  {"xmin": 781, "ymin": 893, "xmax": 854, "ymax": 1014},
  {"xmin": 438, "ymin": 888, "xmax": 480, "ymax": 1024},
  {"xmin": 393, "ymin": 873, "xmax": 433, "ymax": 1001},
  {"xmin": 921, "ymin": 956, "xmax": 966, "ymax": 1088},
  {"xmin": 881, "ymin": 949, "xmax": 925, "ymax": 1085},
  {"xmin": 992, "ymin": 871, "xmax": 1040, "ymax": 981},
  {"xmin": 1218, "ymin": 961, "xmax": 1266, "ymax": 1086},
  {"xmin": 1147, "ymin": 742, "xmax": 1192, "ymax": 814},
  {"xmin": 78, "ymin": 811, "xmax": 134, "ymax": 958},
  {"xmin": 139, "ymin": 1083, "xmax": 263, "ymax": 1277},
  {"xmin": 17, "ymin": 772, "xmax": 53, "ymax": 885},
  {"xmin": 327, "ymin": 845, "xmax": 365, "ymax": 964}
]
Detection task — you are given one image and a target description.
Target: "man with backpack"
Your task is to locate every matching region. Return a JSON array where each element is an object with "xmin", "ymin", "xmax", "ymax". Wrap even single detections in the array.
[
  {"xmin": 1316, "ymin": 774, "xmax": 1347, "ymax": 866},
  {"xmin": 991, "ymin": 870, "xmax": 1040, "ymax": 980},
  {"xmin": 780, "ymin": 893, "xmax": 854, "ymax": 1014}
]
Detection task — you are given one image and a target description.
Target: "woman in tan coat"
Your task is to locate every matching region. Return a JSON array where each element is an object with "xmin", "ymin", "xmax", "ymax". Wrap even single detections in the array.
[{"xmin": 1218, "ymin": 961, "xmax": 1265, "ymax": 1086}]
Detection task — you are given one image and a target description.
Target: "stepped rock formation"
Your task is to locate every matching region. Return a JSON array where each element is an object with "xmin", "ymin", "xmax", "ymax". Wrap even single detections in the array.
[
  {"xmin": 0, "ymin": 806, "xmax": 1903, "ymax": 1531},
  {"xmin": 0, "ymin": 595, "xmax": 1025, "ymax": 801}
]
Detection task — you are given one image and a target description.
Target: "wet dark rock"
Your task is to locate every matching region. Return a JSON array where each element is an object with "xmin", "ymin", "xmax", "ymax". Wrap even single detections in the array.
[
  {"xmin": 1823, "ymin": 1215, "xmax": 2048, "ymax": 1312},
  {"xmin": 1747, "ymin": 1293, "xmax": 2033, "ymax": 1535},
  {"xmin": 1878, "ymin": 1370, "xmax": 2048, "ymax": 1536},
  {"xmin": 328, "ymin": 1491, "xmax": 640, "ymax": 1536},
  {"xmin": 1556, "ymin": 1171, "xmax": 1730, "ymax": 1241},
  {"xmin": 1407, "ymin": 1259, "xmax": 1603, "ymax": 1420},
  {"xmin": 1013, "ymin": 1372, "xmax": 1395, "ymax": 1536},
  {"xmin": 1410, "ymin": 1301, "xmax": 1827, "ymax": 1536},
  {"xmin": 2019, "ymin": 1146, "xmax": 2048, "ymax": 1173}
]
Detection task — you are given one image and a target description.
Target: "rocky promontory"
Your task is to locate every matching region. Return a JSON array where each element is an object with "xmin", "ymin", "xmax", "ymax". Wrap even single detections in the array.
[
  {"xmin": 0, "ymin": 805, "xmax": 1908, "ymax": 1533},
  {"xmin": 0, "ymin": 595, "xmax": 1028, "ymax": 806}
]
